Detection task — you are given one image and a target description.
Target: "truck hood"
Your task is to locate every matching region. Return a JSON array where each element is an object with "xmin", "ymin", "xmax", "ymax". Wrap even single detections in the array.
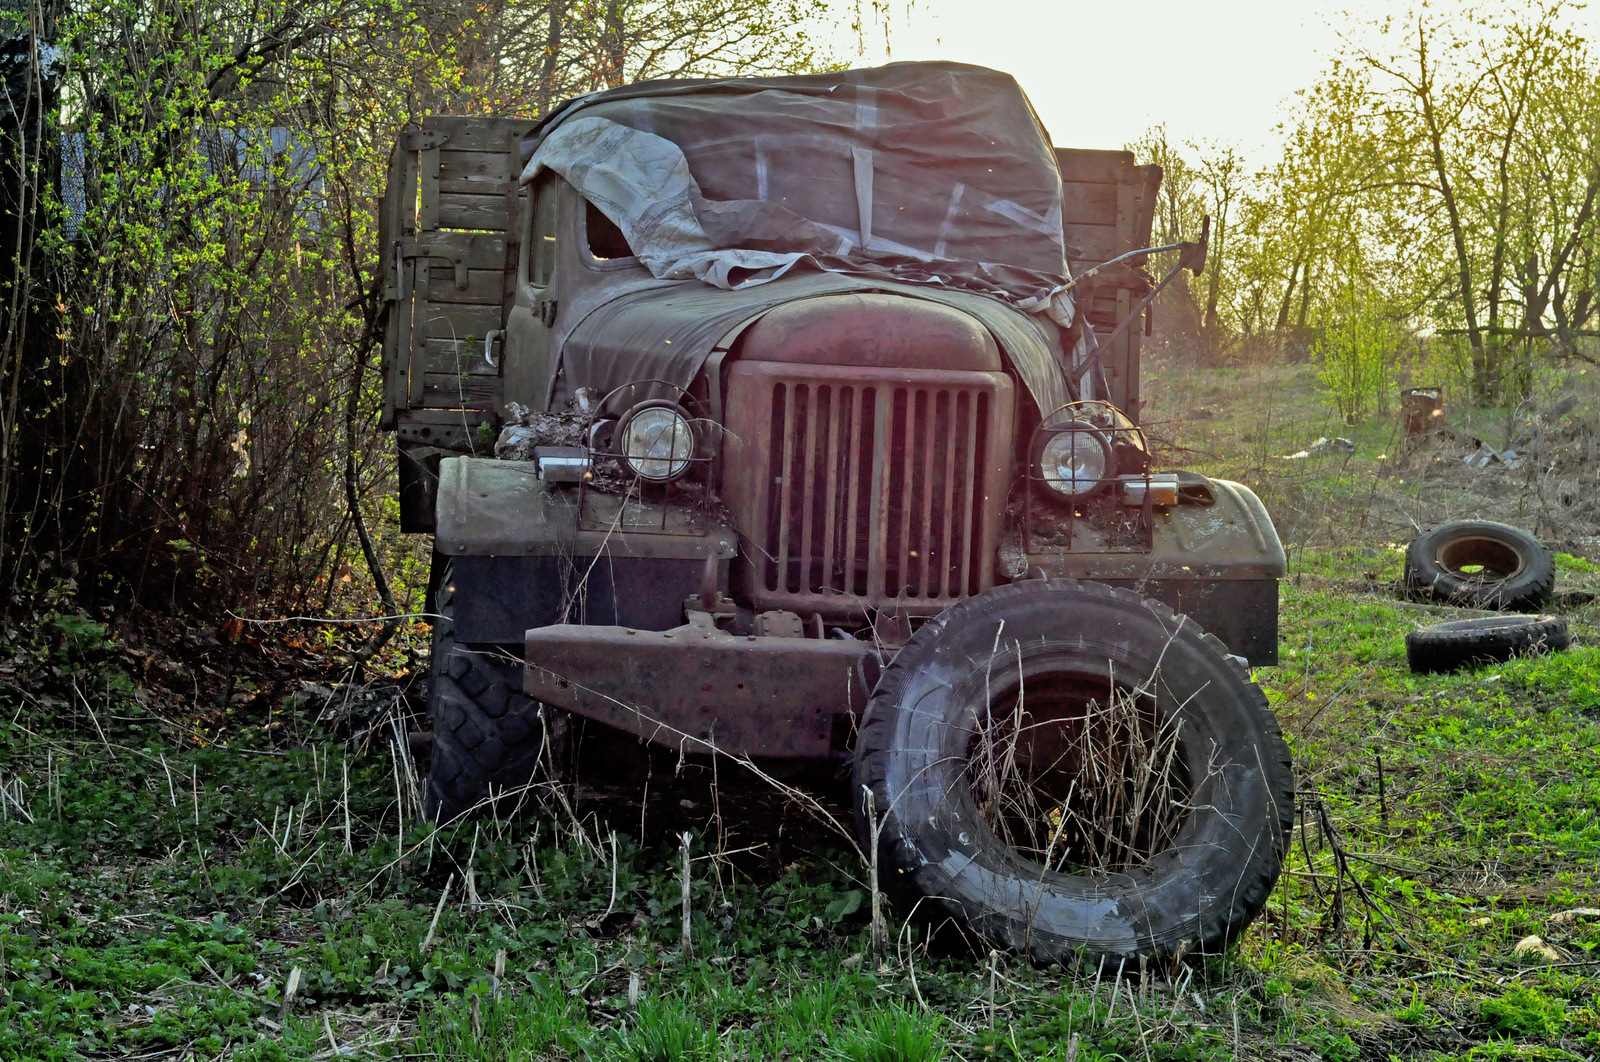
[{"xmin": 555, "ymin": 269, "xmax": 1070, "ymax": 415}]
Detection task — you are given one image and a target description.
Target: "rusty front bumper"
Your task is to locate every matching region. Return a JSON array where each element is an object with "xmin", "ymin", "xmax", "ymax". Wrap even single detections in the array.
[{"xmin": 524, "ymin": 622, "xmax": 880, "ymax": 758}]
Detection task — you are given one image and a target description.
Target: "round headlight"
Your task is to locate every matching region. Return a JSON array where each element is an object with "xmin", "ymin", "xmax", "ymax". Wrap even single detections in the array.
[
  {"xmin": 617, "ymin": 401, "xmax": 696, "ymax": 482},
  {"xmin": 1035, "ymin": 423, "xmax": 1112, "ymax": 499}
]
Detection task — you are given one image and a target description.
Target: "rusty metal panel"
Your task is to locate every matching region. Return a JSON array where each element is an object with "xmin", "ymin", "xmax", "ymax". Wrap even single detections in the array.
[
  {"xmin": 525, "ymin": 623, "xmax": 877, "ymax": 757},
  {"xmin": 723, "ymin": 361, "xmax": 1013, "ymax": 619}
]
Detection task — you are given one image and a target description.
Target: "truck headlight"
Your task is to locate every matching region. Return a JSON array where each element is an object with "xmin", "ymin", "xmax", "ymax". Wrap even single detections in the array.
[
  {"xmin": 617, "ymin": 401, "xmax": 696, "ymax": 482},
  {"xmin": 1034, "ymin": 423, "xmax": 1113, "ymax": 500}
]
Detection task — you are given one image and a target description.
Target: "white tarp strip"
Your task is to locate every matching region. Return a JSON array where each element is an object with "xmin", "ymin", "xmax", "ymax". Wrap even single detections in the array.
[{"xmin": 523, "ymin": 116, "xmax": 812, "ymax": 290}]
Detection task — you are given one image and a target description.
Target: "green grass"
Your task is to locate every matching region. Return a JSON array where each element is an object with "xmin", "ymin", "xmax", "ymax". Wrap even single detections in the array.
[{"xmin": 5, "ymin": 363, "xmax": 1600, "ymax": 1057}]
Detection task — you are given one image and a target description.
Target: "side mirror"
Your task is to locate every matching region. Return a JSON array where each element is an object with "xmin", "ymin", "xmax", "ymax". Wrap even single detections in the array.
[{"xmin": 1178, "ymin": 215, "xmax": 1210, "ymax": 277}]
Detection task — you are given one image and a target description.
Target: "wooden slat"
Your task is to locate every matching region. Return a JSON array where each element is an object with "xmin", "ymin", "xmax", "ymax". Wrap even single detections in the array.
[
  {"xmin": 1060, "ymin": 181, "xmax": 1119, "ymax": 226},
  {"xmin": 422, "ymin": 301, "xmax": 501, "ymax": 340},
  {"xmin": 439, "ymin": 149, "xmax": 515, "ymax": 196},
  {"xmin": 1063, "ymin": 224, "xmax": 1117, "ymax": 262},
  {"xmin": 413, "ymin": 230, "xmax": 507, "ymax": 268},
  {"xmin": 424, "ymin": 337, "xmax": 500, "ymax": 377},
  {"xmin": 1054, "ymin": 148, "xmax": 1134, "ymax": 185},
  {"xmin": 422, "ymin": 116, "xmax": 533, "ymax": 152},
  {"xmin": 438, "ymin": 192, "xmax": 510, "ymax": 231},
  {"xmin": 427, "ymin": 265, "xmax": 506, "ymax": 306},
  {"xmin": 418, "ymin": 145, "xmax": 440, "ymax": 229},
  {"xmin": 422, "ymin": 373, "xmax": 499, "ymax": 409}
]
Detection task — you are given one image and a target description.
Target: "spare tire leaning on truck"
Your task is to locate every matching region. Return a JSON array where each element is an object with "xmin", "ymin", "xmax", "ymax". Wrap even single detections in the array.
[
  {"xmin": 1404, "ymin": 521, "xmax": 1556, "ymax": 611},
  {"xmin": 855, "ymin": 580, "xmax": 1294, "ymax": 963}
]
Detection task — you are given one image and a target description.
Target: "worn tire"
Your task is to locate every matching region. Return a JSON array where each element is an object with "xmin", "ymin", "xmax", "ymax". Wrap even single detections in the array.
[
  {"xmin": 425, "ymin": 561, "xmax": 559, "ymax": 822},
  {"xmin": 853, "ymin": 579, "xmax": 1293, "ymax": 965},
  {"xmin": 1404, "ymin": 521, "xmax": 1555, "ymax": 611},
  {"xmin": 1405, "ymin": 615, "xmax": 1570, "ymax": 674}
]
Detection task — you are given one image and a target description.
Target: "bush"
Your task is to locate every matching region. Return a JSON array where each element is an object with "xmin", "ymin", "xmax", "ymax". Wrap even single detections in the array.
[{"xmin": 1315, "ymin": 302, "xmax": 1398, "ymax": 425}]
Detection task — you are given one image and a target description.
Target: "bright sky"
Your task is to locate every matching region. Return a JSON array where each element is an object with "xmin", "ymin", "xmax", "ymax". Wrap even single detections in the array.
[{"xmin": 832, "ymin": 0, "xmax": 1600, "ymax": 168}]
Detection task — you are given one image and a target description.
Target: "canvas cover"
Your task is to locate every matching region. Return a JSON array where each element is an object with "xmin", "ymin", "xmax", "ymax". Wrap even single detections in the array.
[
  {"xmin": 520, "ymin": 62, "xmax": 1075, "ymax": 324},
  {"xmin": 519, "ymin": 62, "xmax": 1095, "ymax": 415}
]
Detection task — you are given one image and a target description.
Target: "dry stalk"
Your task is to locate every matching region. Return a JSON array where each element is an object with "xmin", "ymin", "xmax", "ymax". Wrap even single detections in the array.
[
  {"xmin": 680, "ymin": 831, "xmax": 693, "ymax": 959},
  {"xmin": 969, "ymin": 674, "xmax": 1188, "ymax": 876},
  {"xmin": 864, "ymin": 785, "xmax": 886, "ymax": 964}
]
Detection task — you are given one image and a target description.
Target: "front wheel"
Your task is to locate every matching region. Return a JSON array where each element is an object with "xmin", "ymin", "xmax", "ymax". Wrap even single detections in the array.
[
  {"xmin": 853, "ymin": 579, "xmax": 1293, "ymax": 964},
  {"xmin": 425, "ymin": 561, "xmax": 563, "ymax": 822}
]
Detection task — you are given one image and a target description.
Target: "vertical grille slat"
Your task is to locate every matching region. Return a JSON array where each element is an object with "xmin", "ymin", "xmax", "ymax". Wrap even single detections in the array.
[
  {"xmin": 892, "ymin": 390, "xmax": 916, "ymax": 598},
  {"xmin": 775, "ymin": 384, "xmax": 798, "ymax": 591},
  {"xmin": 936, "ymin": 390, "xmax": 960, "ymax": 599},
  {"xmin": 798, "ymin": 385, "xmax": 822, "ymax": 591},
  {"xmin": 915, "ymin": 391, "xmax": 941, "ymax": 598},
  {"xmin": 956, "ymin": 390, "xmax": 979, "ymax": 596},
  {"xmin": 841, "ymin": 387, "xmax": 868, "ymax": 597},
  {"xmin": 866, "ymin": 392, "xmax": 891, "ymax": 598},
  {"xmin": 819, "ymin": 386, "xmax": 845, "ymax": 596},
  {"xmin": 734, "ymin": 364, "xmax": 1010, "ymax": 617}
]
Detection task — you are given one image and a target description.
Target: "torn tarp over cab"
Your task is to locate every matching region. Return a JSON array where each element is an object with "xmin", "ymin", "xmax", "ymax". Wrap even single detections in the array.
[
  {"xmin": 520, "ymin": 62, "xmax": 1070, "ymax": 294},
  {"xmin": 517, "ymin": 61, "xmax": 1084, "ymax": 411}
]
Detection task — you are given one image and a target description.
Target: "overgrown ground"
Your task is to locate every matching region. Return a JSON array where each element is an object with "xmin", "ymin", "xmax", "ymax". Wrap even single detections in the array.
[{"xmin": 4, "ymin": 364, "xmax": 1600, "ymax": 1061}]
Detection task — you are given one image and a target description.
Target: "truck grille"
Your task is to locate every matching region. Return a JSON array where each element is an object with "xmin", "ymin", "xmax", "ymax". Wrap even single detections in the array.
[{"xmin": 723, "ymin": 363, "xmax": 1013, "ymax": 617}]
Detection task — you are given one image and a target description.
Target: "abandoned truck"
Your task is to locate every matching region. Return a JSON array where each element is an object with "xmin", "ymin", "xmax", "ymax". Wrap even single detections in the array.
[{"xmin": 378, "ymin": 61, "xmax": 1293, "ymax": 963}]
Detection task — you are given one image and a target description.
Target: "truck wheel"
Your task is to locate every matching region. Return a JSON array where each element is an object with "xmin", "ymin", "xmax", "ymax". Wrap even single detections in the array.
[
  {"xmin": 1405, "ymin": 615, "xmax": 1570, "ymax": 673},
  {"xmin": 1404, "ymin": 521, "xmax": 1555, "ymax": 611},
  {"xmin": 425, "ymin": 562, "xmax": 561, "ymax": 822},
  {"xmin": 853, "ymin": 579, "xmax": 1293, "ymax": 964}
]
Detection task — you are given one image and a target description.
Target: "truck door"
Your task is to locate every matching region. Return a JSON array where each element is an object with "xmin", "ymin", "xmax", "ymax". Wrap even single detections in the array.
[{"xmin": 501, "ymin": 170, "xmax": 561, "ymax": 411}]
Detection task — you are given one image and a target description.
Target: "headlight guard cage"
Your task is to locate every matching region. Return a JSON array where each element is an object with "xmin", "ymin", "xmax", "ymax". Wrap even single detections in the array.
[
  {"xmin": 575, "ymin": 379, "xmax": 725, "ymax": 533},
  {"xmin": 1022, "ymin": 400, "xmax": 1156, "ymax": 555}
]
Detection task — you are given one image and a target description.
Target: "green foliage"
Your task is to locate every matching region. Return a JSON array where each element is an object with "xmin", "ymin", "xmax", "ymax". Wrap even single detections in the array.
[
  {"xmin": 1555, "ymin": 553, "xmax": 1596, "ymax": 574},
  {"xmin": 612, "ymin": 998, "xmax": 717, "ymax": 1062},
  {"xmin": 48, "ymin": 613, "xmax": 111, "ymax": 657},
  {"xmin": 830, "ymin": 1005, "xmax": 945, "ymax": 1062},
  {"xmin": 1314, "ymin": 300, "xmax": 1397, "ymax": 425},
  {"xmin": 1502, "ymin": 647, "xmax": 1600, "ymax": 712},
  {"xmin": 1480, "ymin": 987, "xmax": 1569, "ymax": 1040}
]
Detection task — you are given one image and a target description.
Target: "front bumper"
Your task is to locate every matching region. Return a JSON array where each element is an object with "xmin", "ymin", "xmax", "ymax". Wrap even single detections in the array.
[{"xmin": 524, "ymin": 621, "xmax": 878, "ymax": 759}]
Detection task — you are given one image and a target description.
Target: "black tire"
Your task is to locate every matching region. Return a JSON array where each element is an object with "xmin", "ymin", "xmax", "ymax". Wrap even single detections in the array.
[
  {"xmin": 853, "ymin": 579, "xmax": 1294, "ymax": 965},
  {"xmin": 1405, "ymin": 615, "xmax": 1571, "ymax": 674},
  {"xmin": 425, "ymin": 561, "xmax": 560, "ymax": 822},
  {"xmin": 1404, "ymin": 521, "xmax": 1555, "ymax": 611}
]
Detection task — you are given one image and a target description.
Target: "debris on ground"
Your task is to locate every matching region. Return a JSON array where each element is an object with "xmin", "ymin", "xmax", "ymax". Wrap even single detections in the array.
[
  {"xmin": 1283, "ymin": 436, "xmax": 1355, "ymax": 459},
  {"xmin": 1550, "ymin": 907, "xmax": 1600, "ymax": 924},
  {"xmin": 1512, "ymin": 934, "xmax": 1562, "ymax": 962},
  {"xmin": 1463, "ymin": 445, "xmax": 1524, "ymax": 470},
  {"xmin": 495, "ymin": 401, "xmax": 589, "ymax": 460}
]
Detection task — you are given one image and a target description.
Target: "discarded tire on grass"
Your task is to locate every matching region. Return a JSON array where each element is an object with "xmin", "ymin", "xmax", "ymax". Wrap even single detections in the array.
[
  {"xmin": 425, "ymin": 561, "xmax": 562, "ymax": 822},
  {"xmin": 853, "ymin": 579, "xmax": 1294, "ymax": 965},
  {"xmin": 1405, "ymin": 615, "xmax": 1571, "ymax": 674},
  {"xmin": 1404, "ymin": 521, "xmax": 1555, "ymax": 610}
]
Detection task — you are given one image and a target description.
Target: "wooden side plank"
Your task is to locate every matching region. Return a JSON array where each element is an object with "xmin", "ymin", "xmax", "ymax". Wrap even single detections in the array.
[
  {"xmin": 438, "ymin": 192, "xmax": 511, "ymax": 231},
  {"xmin": 422, "ymin": 301, "xmax": 501, "ymax": 341},
  {"xmin": 422, "ymin": 115, "xmax": 535, "ymax": 152},
  {"xmin": 1054, "ymin": 148, "xmax": 1135, "ymax": 186},
  {"xmin": 424, "ymin": 337, "xmax": 501, "ymax": 377},
  {"xmin": 1060, "ymin": 181, "xmax": 1119, "ymax": 226},
  {"xmin": 422, "ymin": 373, "xmax": 499, "ymax": 408},
  {"xmin": 410, "ymin": 230, "xmax": 506, "ymax": 268},
  {"xmin": 1063, "ymin": 224, "xmax": 1117, "ymax": 261},
  {"xmin": 427, "ymin": 266, "xmax": 508, "ymax": 306}
]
